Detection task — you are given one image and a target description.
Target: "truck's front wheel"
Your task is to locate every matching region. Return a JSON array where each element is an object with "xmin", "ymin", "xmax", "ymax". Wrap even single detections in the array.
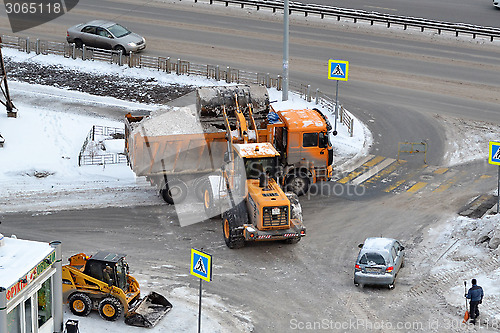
[{"xmin": 285, "ymin": 171, "xmax": 310, "ymax": 196}]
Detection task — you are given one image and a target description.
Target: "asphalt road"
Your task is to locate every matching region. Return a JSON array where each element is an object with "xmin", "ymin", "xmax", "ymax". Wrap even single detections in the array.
[
  {"xmin": 2, "ymin": 1, "xmax": 500, "ymax": 332},
  {"xmin": 2, "ymin": 0, "xmax": 500, "ymax": 161},
  {"xmin": 300, "ymin": 0, "xmax": 500, "ymax": 28}
]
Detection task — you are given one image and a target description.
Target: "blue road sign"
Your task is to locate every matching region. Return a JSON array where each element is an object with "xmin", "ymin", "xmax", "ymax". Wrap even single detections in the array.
[
  {"xmin": 191, "ymin": 249, "xmax": 212, "ymax": 282},
  {"xmin": 489, "ymin": 141, "xmax": 500, "ymax": 165},
  {"xmin": 328, "ymin": 60, "xmax": 349, "ymax": 81}
]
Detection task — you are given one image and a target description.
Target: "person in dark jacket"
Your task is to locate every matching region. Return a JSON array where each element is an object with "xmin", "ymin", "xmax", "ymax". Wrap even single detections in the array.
[{"xmin": 466, "ymin": 279, "xmax": 484, "ymax": 324}]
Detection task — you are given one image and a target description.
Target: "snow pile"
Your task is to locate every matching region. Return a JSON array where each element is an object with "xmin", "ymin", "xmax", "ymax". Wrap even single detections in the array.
[
  {"xmin": 2, "ymin": 47, "xmax": 218, "ymax": 88},
  {"xmin": 133, "ymin": 106, "xmax": 204, "ymax": 136},
  {"xmin": 427, "ymin": 215, "xmax": 500, "ymax": 322},
  {"xmin": 435, "ymin": 114, "xmax": 500, "ymax": 167}
]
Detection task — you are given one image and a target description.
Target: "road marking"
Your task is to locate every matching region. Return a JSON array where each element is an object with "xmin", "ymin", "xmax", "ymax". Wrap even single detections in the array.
[
  {"xmin": 337, "ymin": 155, "xmax": 375, "ymax": 184},
  {"xmin": 383, "ymin": 165, "xmax": 428, "ymax": 193},
  {"xmin": 351, "ymin": 158, "xmax": 396, "ymax": 185},
  {"xmin": 384, "ymin": 179, "xmax": 406, "ymax": 193},
  {"xmin": 407, "ymin": 181, "xmax": 427, "ymax": 193},
  {"xmin": 364, "ymin": 155, "xmax": 385, "ymax": 167},
  {"xmin": 364, "ymin": 5, "xmax": 397, "ymax": 11},
  {"xmin": 472, "ymin": 174, "xmax": 492, "ymax": 184},
  {"xmin": 364, "ymin": 159, "xmax": 404, "ymax": 185},
  {"xmin": 433, "ymin": 172, "xmax": 463, "ymax": 193},
  {"xmin": 433, "ymin": 168, "xmax": 448, "ymax": 175},
  {"xmin": 338, "ymin": 170, "xmax": 363, "ymax": 184}
]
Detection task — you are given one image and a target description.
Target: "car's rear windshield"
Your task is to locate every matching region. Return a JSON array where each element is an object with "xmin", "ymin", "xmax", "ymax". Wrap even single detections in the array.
[
  {"xmin": 359, "ymin": 253, "xmax": 386, "ymax": 265},
  {"xmin": 108, "ymin": 24, "xmax": 131, "ymax": 38}
]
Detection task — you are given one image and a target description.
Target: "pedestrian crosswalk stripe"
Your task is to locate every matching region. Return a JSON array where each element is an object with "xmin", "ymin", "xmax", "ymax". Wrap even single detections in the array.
[
  {"xmin": 474, "ymin": 174, "xmax": 492, "ymax": 184},
  {"xmin": 363, "ymin": 155, "xmax": 385, "ymax": 167},
  {"xmin": 364, "ymin": 159, "xmax": 404, "ymax": 185},
  {"xmin": 338, "ymin": 170, "xmax": 363, "ymax": 184},
  {"xmin": 433, "ymin": 168, "xmax": 448, "ymax": 175},
  {"xmin": 433, "ymin": 172, "xmax": 462, "ymax": 193},
  {"xmin": 351, "ymin": 158, "xmax": 396, "ymax": 185},
  {"xmin": 407, "ymin": 181, "xmax": 427, "ymax": 192},
  {"xmin": 383, "ymin": 164, "xmax": 428, "ymax": 193},
  {"xmin": 337, "ymin": 155, "xmax": 375, "ymax": 184},
  {"xmin": 384, "ymin": 179, "xmax": 406, "ymax": 193}
]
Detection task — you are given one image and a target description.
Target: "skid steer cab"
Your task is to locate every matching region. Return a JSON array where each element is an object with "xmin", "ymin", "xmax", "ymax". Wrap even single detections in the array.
[{"xmin": 62, "ymin": 252, "xmax": 172, "ymax": 328}]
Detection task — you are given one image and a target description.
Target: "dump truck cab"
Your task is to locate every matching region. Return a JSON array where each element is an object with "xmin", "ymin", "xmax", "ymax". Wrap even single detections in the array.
[
  {"xmin": 269, "ymin": 107, "xmax": 333, "ymax": 195},
  {"xmin": 220, "ymin": 142, "xmax": 306, "ymax": 248}
]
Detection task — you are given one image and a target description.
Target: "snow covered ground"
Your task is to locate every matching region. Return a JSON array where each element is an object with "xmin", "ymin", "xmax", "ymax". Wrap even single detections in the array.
[
  {"xmin": 1, "ymin": 46, "xmax": 500, "ymax": 331},
  {"xmin": 423, "ymin": 214, "xmax": 500, "ymax": 327}
]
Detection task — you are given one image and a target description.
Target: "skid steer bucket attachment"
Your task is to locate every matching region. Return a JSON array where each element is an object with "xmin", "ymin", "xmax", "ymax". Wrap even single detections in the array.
[
  {"xmin": 196, "ymin": 85, "xmax": 269, "ymax": 120},
  {"xmin": 124, "ymin": 292, "xmax": 173, "ymax": 328}
]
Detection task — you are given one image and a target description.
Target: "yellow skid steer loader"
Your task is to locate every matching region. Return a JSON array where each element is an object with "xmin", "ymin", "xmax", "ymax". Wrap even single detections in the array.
[{"xmin": 62, "ymin": 252, "xmax": 172, "ymax": 328}]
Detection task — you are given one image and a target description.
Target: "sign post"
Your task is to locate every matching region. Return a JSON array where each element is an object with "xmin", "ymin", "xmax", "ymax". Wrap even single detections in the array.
[
  {"xmin": 190, "ymin": 248, "xmax": 212, "ymax": 333},
  {"xmin": 327, "ymin": 60, "xmax": 349, "ymax": 136},
  {"xmin": 488, "ymin": 141, "xmax": 500, "ymax": 214}
]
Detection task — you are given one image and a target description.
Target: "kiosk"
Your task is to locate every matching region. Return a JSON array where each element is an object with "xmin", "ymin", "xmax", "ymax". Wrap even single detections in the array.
[{"xmin": 0, "ymin": 234, "xmax": 63, "ymax": 333}]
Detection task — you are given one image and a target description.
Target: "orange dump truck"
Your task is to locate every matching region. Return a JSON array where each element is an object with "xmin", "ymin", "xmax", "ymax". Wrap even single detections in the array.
[
  {"xmin": 124, "ymin": 86, "xmax": 333, "ymax": 205},
  {"xmin": 125, "ymin": 85, "xmax": 334, "ymax": 248},
  {"xmin": 125, "ymin": 101, "xmax": 333, "ymax": 204}
]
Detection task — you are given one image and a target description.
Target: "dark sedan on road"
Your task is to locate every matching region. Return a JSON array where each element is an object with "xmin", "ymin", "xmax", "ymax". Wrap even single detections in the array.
[
  {"xmin": 66, "ymin": 20, "xmax": 146, "ymax": 54},
  {"xmin": 354, "ymin": 237, "xmax": 405, "ymax": 289}
]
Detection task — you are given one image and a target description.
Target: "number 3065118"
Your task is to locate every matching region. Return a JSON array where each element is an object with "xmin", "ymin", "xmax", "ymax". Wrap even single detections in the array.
[{"xmin": 5, "ymin": 2, "xmax": 61, "ymax": 14}]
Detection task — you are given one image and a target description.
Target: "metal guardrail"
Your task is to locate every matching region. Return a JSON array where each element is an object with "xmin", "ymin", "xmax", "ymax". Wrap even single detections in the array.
[
  {"xmin": 1, "ymin": 34, "xmax": 354, "ymax": 136},
  {"xmin": 194, "ymin": 0, "xmax": 500, "ymax": 42}
]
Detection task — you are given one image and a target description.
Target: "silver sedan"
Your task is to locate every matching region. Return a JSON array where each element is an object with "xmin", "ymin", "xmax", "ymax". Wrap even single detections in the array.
[{"xmin": 66, "ymin": 20, "xmax": 146, "ymax": 54}]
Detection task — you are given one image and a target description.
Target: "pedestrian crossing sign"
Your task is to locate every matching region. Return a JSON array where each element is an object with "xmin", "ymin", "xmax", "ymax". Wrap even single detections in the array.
[
  {"xmin": 190, "ymin": 248, "xmax": 212, "ymax": 282},
  {"xmin": 489, "ymin": 141, "xmax": 500, "ymax": 165},
  {"xmin": 328, "ymin": 60, "xmax": 349, "ymax": 81}
]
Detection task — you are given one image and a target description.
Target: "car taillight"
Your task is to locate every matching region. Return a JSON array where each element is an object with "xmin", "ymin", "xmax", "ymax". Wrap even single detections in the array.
[
  {"xmin": 66, "ymin": 31, "xmax": 69, "ymax": 37},
  {"xmin": 386, "ymin": 266, "xmax": 394, "ymax": 273},
  {"xmin": 355, "ymin": 264, "xmax": 361, "ymax": 270}
]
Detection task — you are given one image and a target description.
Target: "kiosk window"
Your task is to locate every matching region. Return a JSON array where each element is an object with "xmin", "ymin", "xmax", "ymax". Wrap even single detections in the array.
[
  {"xmin": 303, "ymin": 133, "xmax": 318, "ymax": 147},
  {"xmin": 25, "ymin": 299, "xmax": 33, "ymax": 333},
  {"xmin": 38, "ymin": 277, "xmax": 53, "ymax": 328},
  {"xmin": 7, "ymin": 304, "xmax": 21, "ymax": 333}
]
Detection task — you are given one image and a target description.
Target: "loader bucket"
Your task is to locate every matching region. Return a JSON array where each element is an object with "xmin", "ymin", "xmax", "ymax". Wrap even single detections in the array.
[
  {"xmin": 124, "ymin": 292, "xmax": 173, "ymax": 328},
  {"xmin": 196, "ymin": 85, "xmax": 269, "ymax": 119}
]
